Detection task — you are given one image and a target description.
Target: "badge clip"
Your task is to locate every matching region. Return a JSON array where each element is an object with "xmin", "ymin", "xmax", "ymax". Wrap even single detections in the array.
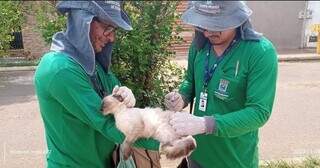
[{"xmin": 199, "ymin": 91, "xmax": 208, "ymax": 112}]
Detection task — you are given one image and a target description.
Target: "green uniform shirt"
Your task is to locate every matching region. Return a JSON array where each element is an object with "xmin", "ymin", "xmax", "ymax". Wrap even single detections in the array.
[
  {"xmin": 34, "ymin": 52, "xmax": 159, "ymax": 168},
  {"xmin": 179, "ymin": 37, "xmax": 278, "ymax": 168}
]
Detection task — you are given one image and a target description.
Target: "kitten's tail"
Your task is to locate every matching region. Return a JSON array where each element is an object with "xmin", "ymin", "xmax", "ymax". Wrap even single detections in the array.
[{"xmin": 161, "ymin": 136, "xmax": 196, "ymax": 160}]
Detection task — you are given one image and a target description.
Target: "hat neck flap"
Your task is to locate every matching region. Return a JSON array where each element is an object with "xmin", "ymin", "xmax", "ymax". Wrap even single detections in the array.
[{"xmin": 50, "ymin": 10, "xmax": 113, "ymax": 76}]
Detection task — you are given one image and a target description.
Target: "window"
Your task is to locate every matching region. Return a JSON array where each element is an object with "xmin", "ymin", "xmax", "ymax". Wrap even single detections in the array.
[{"xmin": 9, "ymin": 31, "xmax": 24, "ymax": 49}]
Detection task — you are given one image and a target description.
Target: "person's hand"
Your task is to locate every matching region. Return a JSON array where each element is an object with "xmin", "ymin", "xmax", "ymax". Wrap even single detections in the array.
[
  {"xmin": 164, "ymin": 91, "xmax": 186, "ymax": 111},
  {"xmin": 170, "ymin": 112, "xmax": 206, "ymax": 136},
  {"xmin": 112, "ymin": 85, "xmax": 136, "ymax": 108}
]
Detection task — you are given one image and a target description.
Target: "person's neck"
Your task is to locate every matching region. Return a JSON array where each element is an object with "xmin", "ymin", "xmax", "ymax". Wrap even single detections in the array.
[{"xmin": 213, "ymin": 33, "xmax": 236, "ymax": 57}]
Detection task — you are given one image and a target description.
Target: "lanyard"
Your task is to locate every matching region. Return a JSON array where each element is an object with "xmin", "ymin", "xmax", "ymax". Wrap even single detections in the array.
[
  {"xmin": 203, "ymin": 38, "xmax": 239, "ymax": 89},
  {"xmin": 90, "ymin": 66, "xmax": 107, "ymax": 98}
]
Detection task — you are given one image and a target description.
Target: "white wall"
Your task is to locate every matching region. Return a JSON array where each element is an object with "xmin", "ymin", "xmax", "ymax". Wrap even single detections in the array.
[
  {"xmin": 305, "ymin": 1, "xmax": 320, "ymax": 47},
  {"xmin": 246, "ymin": 1, "xmax": 305, "ymax": 50}
]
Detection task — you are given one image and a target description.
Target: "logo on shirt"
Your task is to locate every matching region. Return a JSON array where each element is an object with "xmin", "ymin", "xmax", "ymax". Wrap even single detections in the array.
[
  {"xmin": 214, "ymin": 79, "xmax": 230, "ymax": 100},
  {"xmin": 218, "ymin": 79, "xmax": 229, "ymax": 93}
]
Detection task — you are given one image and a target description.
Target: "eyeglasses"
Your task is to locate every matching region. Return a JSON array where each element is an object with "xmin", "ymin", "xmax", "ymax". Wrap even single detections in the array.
[
  {"xmin": 195, "ymin": 26, "xmax": 221, "ymax": 35},
  {"xmin": 102, "ymin": 26, "xmax": 116, "ymax": 37},
  {"xmin": 95, "ymin": 18, "xmax": 117, "ymax": 37}
]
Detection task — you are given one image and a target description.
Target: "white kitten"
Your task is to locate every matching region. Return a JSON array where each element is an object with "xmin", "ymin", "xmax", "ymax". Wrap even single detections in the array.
[{"xmin": 101, "ymin": 94, "xmax": 196, "ymax": 160}]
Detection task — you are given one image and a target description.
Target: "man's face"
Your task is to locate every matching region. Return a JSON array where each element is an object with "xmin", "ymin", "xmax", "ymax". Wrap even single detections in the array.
[
  {"xmin": 199, "ymin": 27, "xmax": 236, "ymax": 46},
  {"xmin": 90, "ymin": 18, "xmax": 116, "ymax": 53}
]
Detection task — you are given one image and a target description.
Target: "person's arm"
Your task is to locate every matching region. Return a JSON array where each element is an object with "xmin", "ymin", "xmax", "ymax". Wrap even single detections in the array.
[
  {"xmin": 164, "ymin": 43, "xmax": 199, "ymax": 111},
  {"xmin": 213, "ymin": 47, "xmax": 278, "ymax": 137},
  {"xmin": 49, "ymin": 68, "xmax": 159, "ymax": 150},
  {"xmin": 171, "ymin": 44, "xmax": 278, "ymax": 138},
  {"xmin": 179, "ymin": 43, "xmax": 197, "ymax": 103}
]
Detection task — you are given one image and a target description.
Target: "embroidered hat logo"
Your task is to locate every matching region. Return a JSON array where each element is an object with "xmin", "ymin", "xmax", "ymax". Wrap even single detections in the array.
[
  {"xmin": 105, "ymin": 1, "xmax": 120, "ymax": 11},
  {"xmin": 197, "ymin": 2, "xmax": 221, "ymax": 15}
]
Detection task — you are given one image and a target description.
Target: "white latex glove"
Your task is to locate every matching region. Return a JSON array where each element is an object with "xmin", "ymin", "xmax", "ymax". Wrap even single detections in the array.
[
  {"xmin": 164, "ymin": 91, "xmax": 186, "ymax": 111},
  {"xmin": 112, "ymin": 85, "xmax": 136, "ymax": 108},
  {"xmin": 169, "ymin": 112, "xmax": 206, "ymax": 136}
]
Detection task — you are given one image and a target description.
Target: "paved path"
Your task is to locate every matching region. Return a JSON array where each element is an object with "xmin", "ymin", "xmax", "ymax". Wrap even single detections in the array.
[
  {"xmin": 1, "ymin": 61, "xmax": 320, "ymax": 167},
  {"xmin": 260, "ymin": 62, "xmax": 320, "ymax": 160},
  {"xmin": 0, "ymin": 71, "xmax": 45, "ymax": 168}
]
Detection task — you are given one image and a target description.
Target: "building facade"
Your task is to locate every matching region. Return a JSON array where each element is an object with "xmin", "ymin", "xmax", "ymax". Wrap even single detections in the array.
[
  {"xmin": 174, "ymin": 1, "xmax": 319, "ymax": 58},
  {"xmin": 12, "ymin": 1, "xmax": 319, "ymax": 59}
]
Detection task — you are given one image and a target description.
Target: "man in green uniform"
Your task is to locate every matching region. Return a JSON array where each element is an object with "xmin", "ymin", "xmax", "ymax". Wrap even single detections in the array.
[
  {"xmin": 34, "ymin": 1, "xmax": 158, "ymax": 167},
  {"xmin": 165, "ymin": 1, "xmax": 278, "ymax": 168}
]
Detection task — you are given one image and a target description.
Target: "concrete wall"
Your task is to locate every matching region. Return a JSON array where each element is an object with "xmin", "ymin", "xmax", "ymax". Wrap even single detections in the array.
[{"xmin": 246, "ymin": 1, "xmax": 306, "ymax": 50}]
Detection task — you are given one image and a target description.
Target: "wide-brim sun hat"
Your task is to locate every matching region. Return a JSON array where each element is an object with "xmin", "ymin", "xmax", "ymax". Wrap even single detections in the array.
[
  {"xmin": 56, "ymin": 1, "xmax": 132, "ymax": 31},
  {"xmin": 182, "ymin": 1, "xmax": 252, "ymax": 32}
]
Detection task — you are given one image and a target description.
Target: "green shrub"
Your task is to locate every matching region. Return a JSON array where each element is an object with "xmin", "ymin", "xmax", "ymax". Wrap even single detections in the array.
[
  {"xmin": 112, "ymin": 1, "xmax": 185, "ymax": 107},
  {"xmin": 0, "ymin": 1, "xmax": 24, "ymax": 56},
  {"xmin": 34, "ymin": 1, "xmax": 66, "ymax": 44},
  {"xmin": 35, "ymin": 1, "xmax": 185, "ymax": 108}
]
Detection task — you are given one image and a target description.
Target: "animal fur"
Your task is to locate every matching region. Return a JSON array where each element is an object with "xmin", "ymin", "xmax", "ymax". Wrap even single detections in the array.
[{"xmin": 101, "ymin": 94, "xmax": 196, "ymax": 160}]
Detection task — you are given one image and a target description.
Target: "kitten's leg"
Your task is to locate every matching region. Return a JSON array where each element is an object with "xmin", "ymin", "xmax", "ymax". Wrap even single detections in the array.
[
  {"xmin": 153, "ymin": 124, "xmax": 178, "ymax": 144},
  {"xmin": 123, "ymin": 137, "xmax": 134, "ymax": 160},
  {"xmin": 162, "ymin": 136, "xmax": 196, "ymax": 160},
  {"xmin": 122, "ymin": 116, "xmax": 144, "ymax": 160}
]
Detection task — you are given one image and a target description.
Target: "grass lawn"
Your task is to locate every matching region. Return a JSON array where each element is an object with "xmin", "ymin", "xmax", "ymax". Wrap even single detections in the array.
[
  {"xmin": 260, "ymin": 157, "xmax": 320, "ymax": 168},
  {"xmin": 0, "ymin": 57, "xmax": 38, "ymax": 67}
]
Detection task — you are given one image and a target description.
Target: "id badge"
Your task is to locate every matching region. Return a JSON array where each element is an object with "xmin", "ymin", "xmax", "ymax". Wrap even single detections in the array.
[{"xmin": 199, "ymin": 91, "xmax": 208, "ymax": 112}]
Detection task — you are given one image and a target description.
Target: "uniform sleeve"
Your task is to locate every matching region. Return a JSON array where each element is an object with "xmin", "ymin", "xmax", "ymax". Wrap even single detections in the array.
[
  {"xmin": 213, "ymin": 45, "xmax": 278, "ymax": 137},
  {"xmin": 179, "ymin": 43, "xmax": 197, "ymax": 103},
  {"xmin": 102, "ymin": 71, "xmax": 121, "ymax": 94},
  {"xmin": 49, "ymin": 68, "xmax": 159, "ymax": 150}
]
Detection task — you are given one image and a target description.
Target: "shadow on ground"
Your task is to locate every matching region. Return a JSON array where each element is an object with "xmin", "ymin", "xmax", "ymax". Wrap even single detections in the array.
[{"xmin": 0, "ymin": 71, "xmax": 36, "ymax": 106}]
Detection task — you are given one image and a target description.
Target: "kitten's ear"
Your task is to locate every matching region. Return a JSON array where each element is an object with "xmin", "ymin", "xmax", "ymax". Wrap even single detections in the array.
[{"xmin": 112, "ymin": 94, "xmax": 124, "ymax": 102}]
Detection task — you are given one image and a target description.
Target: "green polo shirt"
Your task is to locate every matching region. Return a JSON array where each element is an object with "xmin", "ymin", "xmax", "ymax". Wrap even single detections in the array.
[
  {"xmin": 179, "ymin": 37, "xmax": 278, "ymax": 168},
  {"xmin": 34, "ymin": 52, "xmax": 159, "ymax": 168}
]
